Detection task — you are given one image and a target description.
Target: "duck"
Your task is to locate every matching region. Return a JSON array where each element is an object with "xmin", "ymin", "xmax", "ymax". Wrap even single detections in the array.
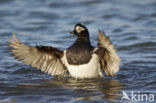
[{"xmin": 8, "ymin": 23, "xmax": 120, "ymax": 79}]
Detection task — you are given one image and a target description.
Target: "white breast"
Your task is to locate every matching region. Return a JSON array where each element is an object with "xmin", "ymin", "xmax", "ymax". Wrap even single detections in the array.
[{"xmin": 61, "ymin": 50, "xmax": 103, "ymax": 79}]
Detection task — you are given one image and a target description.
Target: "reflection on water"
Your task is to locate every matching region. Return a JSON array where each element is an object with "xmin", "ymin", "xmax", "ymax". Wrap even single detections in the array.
[{"xmin": 18, "ymin": 77, "xmax": 123, "ymax": 102}]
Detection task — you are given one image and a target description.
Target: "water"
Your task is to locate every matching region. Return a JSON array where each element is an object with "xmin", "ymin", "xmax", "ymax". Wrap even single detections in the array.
[{"xmin": 0, "ymin": 0, "xmax": 156, "ymax": 103}]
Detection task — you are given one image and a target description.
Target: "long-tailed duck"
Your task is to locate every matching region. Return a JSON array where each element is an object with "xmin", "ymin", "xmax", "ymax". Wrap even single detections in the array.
[{"xmin": 8, "ymin": 23, "xmax": 120, "ymax": 79}]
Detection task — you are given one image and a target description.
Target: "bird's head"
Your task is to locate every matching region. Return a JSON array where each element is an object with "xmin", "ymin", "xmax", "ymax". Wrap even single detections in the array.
[{"xmin": 70, "ymin": 23, "xmax": 89, "ymax": 38}]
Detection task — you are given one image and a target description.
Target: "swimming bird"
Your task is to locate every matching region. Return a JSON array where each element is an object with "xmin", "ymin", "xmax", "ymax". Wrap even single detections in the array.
[{"xmin": 8, "ymin": 23, "xmax": 120, "ymax": 79}]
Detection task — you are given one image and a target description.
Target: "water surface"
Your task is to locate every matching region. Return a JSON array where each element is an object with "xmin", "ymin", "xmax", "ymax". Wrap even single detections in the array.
[{"xmin": 0, "ymin": 0, "xmax": 156, "ymax": 103}]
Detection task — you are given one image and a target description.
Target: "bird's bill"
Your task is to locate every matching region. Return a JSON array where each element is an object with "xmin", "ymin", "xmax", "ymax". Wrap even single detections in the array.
[
  {"xmin": 70, "ymin": 31, "xmax": 74, "ymax": 34},
  {"xmin": 70, "ymin": 29, "xmax": 76, "ymax": 35}
]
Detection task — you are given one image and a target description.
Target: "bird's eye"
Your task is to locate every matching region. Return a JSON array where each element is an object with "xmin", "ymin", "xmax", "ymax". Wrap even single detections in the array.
[{"xmin": 76, "ymin": 26, "xmax": 85, "ymax": 33}]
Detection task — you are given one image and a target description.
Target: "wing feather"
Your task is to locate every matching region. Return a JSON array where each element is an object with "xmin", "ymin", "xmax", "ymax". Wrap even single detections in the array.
[
  {"xmin": 95, "ymin": 30, "xmax": 120, "ymax": 76},
  {"xmin": 8, "ymin": 34, "xmax": 68, "ymax": 76}
]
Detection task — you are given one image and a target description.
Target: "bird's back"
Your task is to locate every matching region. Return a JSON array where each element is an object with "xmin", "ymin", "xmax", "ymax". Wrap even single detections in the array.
[
  {"xmin": 66, "ymin": 38, "xmax": 94, "ymax": 65},
  {"xmin": 61, "ymin": 38, "xmax": 102, "ymax": 78}
]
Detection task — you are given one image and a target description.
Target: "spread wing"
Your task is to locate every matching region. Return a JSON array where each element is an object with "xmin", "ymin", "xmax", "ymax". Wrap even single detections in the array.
[
  {"xmin": 8, "ymin": 34, "xmax": 68, "ymax": 76},
  {"xmin": 95, "ymin": 30, "xmax": 120, "ymax": 76}
]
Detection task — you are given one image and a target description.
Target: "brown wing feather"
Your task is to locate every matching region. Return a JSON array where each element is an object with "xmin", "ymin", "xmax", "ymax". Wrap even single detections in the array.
[
  {"xmin": 8, "ymin": 33, "xmax": 68, "ymax": 76},
  {"xmin": 95, "ymin": 30, "xmax": 120, "ymax": 76}
]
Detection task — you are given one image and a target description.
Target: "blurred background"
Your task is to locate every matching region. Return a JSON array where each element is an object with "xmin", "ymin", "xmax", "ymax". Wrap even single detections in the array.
[{"xmin": 0, "ymin": 0, "xmax": 156, "ymax": 103}]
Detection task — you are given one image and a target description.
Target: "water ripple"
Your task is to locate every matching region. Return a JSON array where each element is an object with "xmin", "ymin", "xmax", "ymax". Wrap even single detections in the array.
[{"xmin": 0, "ymin": 0, "xmax": 155, "ymax": 103}]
